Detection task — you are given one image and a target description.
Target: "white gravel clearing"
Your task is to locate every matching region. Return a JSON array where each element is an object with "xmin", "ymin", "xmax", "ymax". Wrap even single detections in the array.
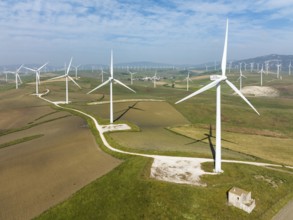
[
  {"xmin": 240, "ymin": 86, "xmax": 279, "ymax": 97},
  {"xmin": 150, "ymin": 156, "xmax": 216, "ymax": 186},
  {"xmin": 100, "ymin": 124, "xmax": 131, "ymax": 133}
]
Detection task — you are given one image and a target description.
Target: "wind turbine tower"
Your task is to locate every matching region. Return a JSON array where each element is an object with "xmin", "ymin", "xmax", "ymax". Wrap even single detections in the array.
[
  {"xmin": 238, "ymin": 65, "xmax": 246, "ymax": 90},
  {"xmin": 49, "ymin": 58, "xmax": 81, "ymax": 104},
  {"xmin": 259, "ymin": 64, "xmax": 264, "ymax": 86},
  {"xmin": 276, "ymin": 63, "xmax": 281, "ymax": 79},
  {"xmin": 127, "ymin": 66, "xmax": 137, "ymax": 85},
  {"xmin": 24, "ymin": 62, "xmax": 48, "ymax": 95},
  {"xmin": 153, "ymin": 70, "xmax": 158, "ymax": 88},
  {"xmin": 185, "ymin": 72, "xmax": 192, "ymax": 91},
  {"xmin": 6, "ymin": 65, "xmax": 23, "ymax": 89},
  {"xmin": 250, "ymin": 62, "xmax": 254, "ymax": 72},
  {"xmin": 87, "ymin": 50, "xmax": 136, "ymax": 124},
  {"xmin": 176, "ymin": 20, "xmax": 260, "ymax": 173},
  {"xmin": 72, "ymin": 64, "xmax": 81, "ymax": 80},
  {"xmin": 289, "ymin": 61, "xmax": 292, "ymax": 76}
]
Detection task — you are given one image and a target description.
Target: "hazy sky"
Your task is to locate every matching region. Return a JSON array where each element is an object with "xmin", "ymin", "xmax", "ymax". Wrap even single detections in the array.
[{"xmin": 1, "ymin": 0, "xmax": 293, "ymax": 66}]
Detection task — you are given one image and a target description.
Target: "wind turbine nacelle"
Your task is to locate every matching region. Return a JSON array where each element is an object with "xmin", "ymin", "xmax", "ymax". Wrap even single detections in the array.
[{"xmin": 210, "ymin": 75, "xmax": 222, "ymax": 81}]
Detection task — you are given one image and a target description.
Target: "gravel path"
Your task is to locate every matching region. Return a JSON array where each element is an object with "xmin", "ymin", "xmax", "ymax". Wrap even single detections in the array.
[{"xmin": 39, "ymin": 90, "xmax": 292, "ymax": 185}]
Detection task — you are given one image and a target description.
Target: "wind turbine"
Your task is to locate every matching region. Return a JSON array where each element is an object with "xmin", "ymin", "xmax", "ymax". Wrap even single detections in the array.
[
  {"xmin": 24, "ymin": 62, "xmax": 48, "ymax": 95},
  {"xmin": 265, "ymin": 61, "xmax": 269, "ymax": 75},
  {"xmin": 250, "ymin": 62, "xmax": 254, "ymax": 72},
  {"xmin": 175, "ymin": 19, "xmax": 260, "ymax": 173},
  {"xmin": 49, "ymin": 58, "xmax": 81, "ymax": 104},
  {"xmin": 276, "ymin": 63, "xmax": 281, "ymax": 79},
  {"xmin": 127, "ymin": 66, "xmax": 137, "ymax": 85},
  {"xmin": 100, "ymin": 67, "xmax": 106, "ymax": 82},
  {"xmin": 185, "ymin": 71, "xmax": 192, "ymax": 91},
  {"xmin": 259, "ymin": 64, "xmax": 264, "ymax": 86},
  {"xmin": 153, "ymin": 70, "xmax": 158, "ymax": 88},
  {"xmin": 72, "ymin": 64, "xmax": 81, "ymax": 80},
  {"xmin": 87, "ymin": 50, "xmax": 136, "ymax": 124},
  {"xmin": 237, "ymin": 65, "xmax": 246, "ymax": 90},
  {"xmin": 228, "ymin": 61, "xmax": 232, "ymax": 73},
  {"xmin": 6, "ymin": 65, "xmax": 23, "ymax": 89},
  {"xmin": 289, "ymin": 61, "xmax": 292, "ymax": 76},
  {"xmin": 244, "ymin": 63, "xmax": 247, "ymax": 71}
]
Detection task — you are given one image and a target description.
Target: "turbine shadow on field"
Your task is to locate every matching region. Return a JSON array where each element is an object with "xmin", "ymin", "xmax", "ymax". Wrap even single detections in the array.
[
  {"xmin": 114, "ymin": 102, "xmax": 144, "ymax": 122},
  {"xmin": 185, "ymin": 124, "xmax": 216, "ymax": 160}
]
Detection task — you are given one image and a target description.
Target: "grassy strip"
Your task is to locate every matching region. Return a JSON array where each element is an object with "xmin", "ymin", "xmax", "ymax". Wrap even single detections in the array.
[
  {"xmin": 0, "ymin": 115, "xmax": 71, "ymax": 137},
  {"xmin": 53, "ymin": 106, "xmax": 133, "ymax": 160},
  {"xmin": 0, "ymin": 134, "xmax": 44, "ymax": 149},
  {"xmin": 36, "ymin": 157, "xmax": 293, "ymax": 219}
]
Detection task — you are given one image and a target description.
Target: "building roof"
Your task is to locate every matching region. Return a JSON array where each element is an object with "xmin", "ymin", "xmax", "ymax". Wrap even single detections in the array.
[{"xmin": 229, "ymin": 187, "xmax": 250, "ymax": 196}]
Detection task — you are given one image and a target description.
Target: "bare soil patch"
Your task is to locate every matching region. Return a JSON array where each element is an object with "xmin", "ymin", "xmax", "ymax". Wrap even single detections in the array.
[
  {"xmin": 0, "ymin": 90, "xmax": 121, "ymax": 220},
  {"xmin": 151, "ymin": 156, "xmax": 215, "ymax": 186},
  {"xmin": 240, "ymin": 86, "xmax": 280, "ymax": 97}
]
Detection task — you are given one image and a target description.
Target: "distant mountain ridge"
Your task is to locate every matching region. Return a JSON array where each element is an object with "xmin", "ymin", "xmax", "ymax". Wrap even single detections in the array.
[{"xmin": 1, "ymin": 54, "xmax": 293, "ymax": 72}]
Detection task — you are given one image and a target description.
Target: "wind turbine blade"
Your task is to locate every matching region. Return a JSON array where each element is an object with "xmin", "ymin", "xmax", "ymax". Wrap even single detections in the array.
[
  {"xmin": 49, "ymin": 75, "xmax": 66, "ymax": 81},
  {"xmin": 226, "ymin": 79, "xmax": 260, "ymax": 115},
  {"xmin": 17, "ymin": 64, "xmax": 23, "ymax": 73},
  {"xmin": 24, "ymin": 67, "xmax": 36, "ymax": 72},
  {"xmin": 68, "ymin": 75, "xmax": 81, "ymax": 89},
  {"xmin": 38, "ymin": 62, "xmax": 48, "ymax": 71},
  {"xmin": 66, "ymin": 58, "xmax": 73, "ymax": 75},
  {"xmin": 110, "ymin": 50, "xmax": 113, "ymax": 78},
  {"xmin": 17, "ymin": 74, "xmax": 22, "ymax": 84},
  {"xmin": 113, "ymin": 79, "xmax": 136, "ymax": 93},
  {"xmin": 221, "ymin": 19, "xmax": 228, "ymax": 77},
  {"xmin": 87, "ymin": 79, "xmax": 111, "ymax": 94},
  {"xmin": 176, "ymin": 78, "xmax": 222, "ymax": 104},
  {"xmin": 242, "ymin": 75, "xmax": 247, "ymax": 79}
]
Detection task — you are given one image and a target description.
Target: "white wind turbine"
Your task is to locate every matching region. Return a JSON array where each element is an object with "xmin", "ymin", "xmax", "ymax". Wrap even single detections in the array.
[
  {"xmin": 185, "ymin": 71, "xmax": 192, "ymax": 91},
  {"xmin": 237, "ymin": 65, "xmax": 246, "ymax": 90},
  {"xmin": 49, "ymin": 58, "xmax": 81, "ymax": 104},
  {"xmin": 250, "ymin": 62, "xmax": 254, "ymax": 72},
  {"xmin": 72, "ymin": 64, "xmax": 81, "ymax": 80},
  {"xmin": 6, "ymin": 65, "xmax": 23, "ymax": 89},
  {"xmin": 100, "ymin": 67, "xmax": 106, "ymax": 82},
  {"xmin": 228, "ymin": 61, "xmax": 232, "ymax": 73},
  {"xmin": 127, "ymin": 66, "xmax": 137, "ymax": 85},
  {"xmin": 289, "ymin": 61, "xmax": 292, "ymax": 76},
  {"xmin": 87, "ymin": 50, "xmax": 136, "ymax": 124},
  {"xmin": 176, "ymin": 19, "xmax": 260, "ymax": 173},
  {"xmin": 265, "ymin": 61, "xmax": 269, "ymax": 75},
  {"xmin": 244, "ymin": 63, "xmax": 247, "ymax": 71},
  {"xmin": 24, "ymin": 62, "xmax": 48, "ymax": 95},
  {"xmin": 153, "ymin": 70, "xmax": 158, "ymax": 88},
  {"xmin": 259, "ymin": 64, "xmax": 265, "ymax": 86},
  {"xmin": 276, "ymin": 63, "xmax": 281, "ymax": 79}
]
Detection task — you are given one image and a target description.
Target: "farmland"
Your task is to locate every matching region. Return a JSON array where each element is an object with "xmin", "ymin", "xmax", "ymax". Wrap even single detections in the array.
[{"xmin": 0, "ymin": 69, "xmax": 293, "ymax": 219}]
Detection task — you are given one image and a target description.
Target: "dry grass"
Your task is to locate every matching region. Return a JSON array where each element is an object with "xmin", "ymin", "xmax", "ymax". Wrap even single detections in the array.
[{"xmin": 169, "ymin": 125, "xmax": 293, "ymax": 166}]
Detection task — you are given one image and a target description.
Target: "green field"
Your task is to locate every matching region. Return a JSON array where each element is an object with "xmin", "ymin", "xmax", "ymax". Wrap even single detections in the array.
[{"xmin": 1, "ymin": 69, "xmax": 293, "ymax": 219}]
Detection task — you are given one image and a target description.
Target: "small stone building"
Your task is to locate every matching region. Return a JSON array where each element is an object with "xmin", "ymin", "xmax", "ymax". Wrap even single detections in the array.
[{"xmin": 228, "ymin": 187, "xmax": 256, "ymax": 213}]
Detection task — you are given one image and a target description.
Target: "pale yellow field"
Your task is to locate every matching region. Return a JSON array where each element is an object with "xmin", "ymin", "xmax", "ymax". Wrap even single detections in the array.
[{"xmin": 169, "ymin": 125, "xmax": 293, "ymax": 166}]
